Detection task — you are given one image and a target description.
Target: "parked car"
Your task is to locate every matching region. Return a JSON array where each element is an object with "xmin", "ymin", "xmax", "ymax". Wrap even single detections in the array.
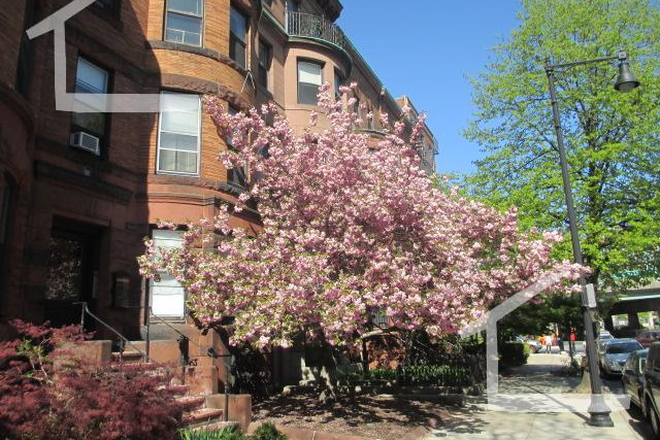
[
  {"xmin": 599, "ymin": 339, "xmax": 643, "ymax": 376},
  {"xmin": 597, "ymin": 338, "xmax": 614, "ymax": 365},
  {"xmin": 503, "ymin": 336, "xmax": 542, "ymax": 354},
  {"xmin": 521, "ymin": 336, "xmax": 542, "ymax": 353},
  {"xmin": 622, "ymin": 348, "xmax": 648, "ymax": 408},
  {"xmin": 637, "ymin": 331, "xmax": 660, "ymax": 348},
  {"xmin": 598, "ymin": 330, "xmax": 613, "ymax": 340},
  {"xmin": 643, "ymin": 342, "xmax": 660, "ymax": 437}
]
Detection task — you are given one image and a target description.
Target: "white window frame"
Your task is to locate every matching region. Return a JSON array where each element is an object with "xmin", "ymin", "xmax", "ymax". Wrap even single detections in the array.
[
  {"xmin": 156, "ymin": 91, "xmax": 202, "ymax": 176},
  {"xmin": 164, "ymin": 0, "xmax": 205, "ymax": 47},
  {"xmin": 149, "ymin": 229, "xmax": 186, "ymax": 319},
  {"xmin": 297, "ymin": 60, "xmax": 324, "ymax": 106}
]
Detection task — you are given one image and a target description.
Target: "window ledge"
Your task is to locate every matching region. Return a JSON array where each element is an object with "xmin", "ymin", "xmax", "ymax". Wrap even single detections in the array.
[{"xmin": 147, "ymin": 40, "xmax": 250, "ymax": 78}]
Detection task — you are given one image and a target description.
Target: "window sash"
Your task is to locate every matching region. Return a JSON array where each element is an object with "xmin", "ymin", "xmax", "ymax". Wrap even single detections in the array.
[
  {"xmin": 165, "ymin": 11, "xmax": 202, "ymax": 46},
  {"xmin": 150, "ymin": 230, "xmax": 186, "ymax": 318},
  {"xmin": 298, "ymin": 61, "xmax": 322, "ymax": 105},
  {"xmin": 157, "ymin": 92, "xmax": 201, "ymax": 175},
  {"xmin": 258, "ymin": 42, "xmax": 271, "ymax": 89},
  {"xmin": 168, "ymin": 0, "xmax": 203, "ymax": 17},
  {"xmin": 73, "ymin": 58, "xmax": 109, "ymax": 140},
  {"xmin": 228, "ymin": 166, "xmax": 248, "ymax": 188},
  {"xmin": 75, "ymin": 58, "xmax": 108, "ymax": 94},
  {"xmin": 230, "ymin": 7, "xmax": 247, "ymax": 43},
  {"xmin": 334, "ymin": 71, "xmax": 343, "ymax": 99},
  {"xmin": 229, "ymin": 34, "xmax": 247, "ymax": 68}
]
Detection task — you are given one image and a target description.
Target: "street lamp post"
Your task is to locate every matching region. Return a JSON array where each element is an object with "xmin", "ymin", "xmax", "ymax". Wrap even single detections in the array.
[{"xmin": 544, "ymin": 51, "xmax": 639, "ymax": 427}]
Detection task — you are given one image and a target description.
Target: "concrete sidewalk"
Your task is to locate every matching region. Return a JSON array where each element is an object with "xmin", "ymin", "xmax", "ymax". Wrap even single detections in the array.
[
  {"xmin": 423, "ymin": 353, "xmax": 651, "ymax": 439},
  {"xmin": 423, "ymin": 403, "xmax": 647, "ymax": 439}
]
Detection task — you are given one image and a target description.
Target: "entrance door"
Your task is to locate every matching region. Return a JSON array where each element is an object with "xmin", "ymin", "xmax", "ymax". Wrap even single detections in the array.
[{"xmin": 44, "ymin": 219, "xmax": 101, "ymax": 328}]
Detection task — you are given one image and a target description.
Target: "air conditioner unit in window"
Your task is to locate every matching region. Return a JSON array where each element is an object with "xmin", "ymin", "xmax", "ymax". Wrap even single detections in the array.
[{"xmin": 70, "ymin": 132, "xmax": 100, "ymax": 155}]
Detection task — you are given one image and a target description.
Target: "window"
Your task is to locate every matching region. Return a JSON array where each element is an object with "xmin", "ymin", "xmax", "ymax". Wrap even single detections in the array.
[
  {"xmin": 150, "ymin": 230, "xmax": 185, "ymax": 318},
  {"xmin": 354, "ymin": 95, "xmax": 361, "ymax": 125},
  {"xmin": 367, "ymin": 106, "xmax": 374, "ymax": 130},
  {"xmin": 334, "ymin": 70, "xmax": 343, "ymax": 100},
  {"xmin": 165, "ymin": 0, "xmax": 203, "ymax": 47},
  {"xmin": 71, "ymin": 57, "xmax": 109, "ymax": 154},
  {"xmin": 258, "ymin": 40, "xmax": 272, "ymax": 90},
  {"xmin": 157, "ymin": 92, "xmax": 201, "ymax": 175},
  {"xmin": 297, "ymin": 61, "xmax": 322, "ymax": 105},
  {"xmin": 230, "ymin": 7, "xmax": 248, "ymax": 69},
  {"xmin": 287, "ymin": 1, "xmax": 299, "ymax": 13},
  {"xmin": 226, "ymin": 106, "xmax": 247, "ymax": 188}
]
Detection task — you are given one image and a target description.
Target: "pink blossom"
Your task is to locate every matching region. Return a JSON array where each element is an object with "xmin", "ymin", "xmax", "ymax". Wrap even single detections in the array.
[{"xmin": 140, "ymin": 83, "xmax": 587, "ymax": 351}]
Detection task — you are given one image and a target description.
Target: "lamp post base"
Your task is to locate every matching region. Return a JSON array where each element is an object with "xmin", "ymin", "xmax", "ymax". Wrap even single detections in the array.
[
  {"xmin": 587, "ymin": 412, "xmax": 614, "ymax": 427},
  {"xmin": 587, "ymin": 394, "xmax": 614, "ymax": 427}
]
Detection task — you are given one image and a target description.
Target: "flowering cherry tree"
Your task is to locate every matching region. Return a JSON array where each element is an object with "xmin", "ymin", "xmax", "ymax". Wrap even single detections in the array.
[{"xmin": 139, "ymin": 83, "xmax": 584, "ymax": 352}]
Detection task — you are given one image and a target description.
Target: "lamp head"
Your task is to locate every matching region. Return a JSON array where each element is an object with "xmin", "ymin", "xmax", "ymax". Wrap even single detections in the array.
[{"xmin": 614, "ymin": 52, "xmax": 640, "ymax": 92}]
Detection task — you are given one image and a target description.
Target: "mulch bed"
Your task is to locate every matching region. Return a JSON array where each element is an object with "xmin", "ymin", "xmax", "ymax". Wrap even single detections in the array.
[{"xmin": 252, "ymin": 393, "xmax": 459, "ymax": 440}]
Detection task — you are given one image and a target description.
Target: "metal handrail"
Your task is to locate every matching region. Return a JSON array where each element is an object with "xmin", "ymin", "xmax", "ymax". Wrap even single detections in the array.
[
  {"xmin": 74, "ymin": 302, "xmax": 153, "ymax": 363},
  {"xmin": 147, "ymin": 308, "xmax": 229, "ymax": 360},
  {"xmin": 148, "ymin": 308, "xmax": 232, "ymax": 421},
  {"xmin": 286, "ymin": 11, "xmax": 349, "ymax": 51}
]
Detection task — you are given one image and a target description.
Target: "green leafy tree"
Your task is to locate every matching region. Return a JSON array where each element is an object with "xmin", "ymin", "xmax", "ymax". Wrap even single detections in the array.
[
  {"xmin": 465, "ymin": 0, "xmax": 660, "ymax": 295},
  {"xmin": 498, "ymin": 293, "xmax": 584, "ymax": 340}
]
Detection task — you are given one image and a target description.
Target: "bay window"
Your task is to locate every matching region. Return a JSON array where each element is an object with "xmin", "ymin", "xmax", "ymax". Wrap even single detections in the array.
[
  {"xmin": 297, "ymin": 60, "xmax": 323, "ymax": 105},
  {"xmin": 157, "ymin": 92, "xmax": 201, "ymax": 175}
]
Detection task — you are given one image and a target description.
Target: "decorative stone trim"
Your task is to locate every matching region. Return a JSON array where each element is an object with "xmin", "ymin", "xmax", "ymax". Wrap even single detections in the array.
[
  {"xmin": 160, "ymin": 74, "xmax": 252, "ymax": 111},
  {"xmin": 34, "ymin": 160, "xmax": 132, "ymax": 205}
]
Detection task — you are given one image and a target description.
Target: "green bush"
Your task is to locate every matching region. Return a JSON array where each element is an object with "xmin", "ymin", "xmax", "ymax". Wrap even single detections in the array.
[
  {"xmin": 178, "ymin": 423, "xmax": 288, "ymax": 440},
  {"xmin": 251, "ymin": 423, "xmax": 287, "ymax": 440},
  {"xmin": 179, "ymin": 425, "xmax": 246, "ymax": 440},
  {"xmin": 368, "ymin": 364, "xmax": 471, "ymax": 386},
  {"xmin": 499, "ymin": 341, "xmax": 529, "ymax": 366}
]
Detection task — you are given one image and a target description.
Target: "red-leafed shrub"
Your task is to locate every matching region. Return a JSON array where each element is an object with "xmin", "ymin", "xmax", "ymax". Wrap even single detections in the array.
[{"xmin": 0, "ymin": 320, "xmax": 185, "ymax": 440}]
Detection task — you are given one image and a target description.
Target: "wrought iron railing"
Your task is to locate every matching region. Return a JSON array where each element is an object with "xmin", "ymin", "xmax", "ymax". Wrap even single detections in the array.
[
  {"xmin": 75, "ymin": 301, "xmax": 151, "ymax": 363},
  {"xmin": 286, "ymin": 11, "xmax": 349, "ymax": 51}
]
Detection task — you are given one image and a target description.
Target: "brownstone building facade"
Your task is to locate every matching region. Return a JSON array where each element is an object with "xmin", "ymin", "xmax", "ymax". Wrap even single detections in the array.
[{"xmin": 0, "ymin": 0, "xmax": 436, "ymax": 386}]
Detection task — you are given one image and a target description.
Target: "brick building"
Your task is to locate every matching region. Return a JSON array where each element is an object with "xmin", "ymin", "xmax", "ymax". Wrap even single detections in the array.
[{"xmin": 0, "ymin": 0, "xmax": 436, "ymax": 387}]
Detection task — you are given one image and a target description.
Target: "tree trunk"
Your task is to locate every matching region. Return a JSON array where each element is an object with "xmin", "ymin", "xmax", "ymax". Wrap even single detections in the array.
[{"xmin": 310, "ymin": 342, "xmax": 339, "ymax": 403}]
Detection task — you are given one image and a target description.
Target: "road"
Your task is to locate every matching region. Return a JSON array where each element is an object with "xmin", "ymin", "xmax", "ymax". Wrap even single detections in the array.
[{"xmin": 425, "ymin": 350, "xmax": 654, "ymax": 439}]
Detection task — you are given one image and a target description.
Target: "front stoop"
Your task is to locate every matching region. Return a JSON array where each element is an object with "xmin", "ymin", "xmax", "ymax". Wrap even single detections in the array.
[
  {"xmin": 62, "ymin": 340, "xmax": 253, "ymax": 433},
  {"xmin": 205, "ymin": 394, "xmax": 252, "ymax": 431},
  {"xmin": 185, "ymin": 365, "xmax": 219, "ymax": 395}
]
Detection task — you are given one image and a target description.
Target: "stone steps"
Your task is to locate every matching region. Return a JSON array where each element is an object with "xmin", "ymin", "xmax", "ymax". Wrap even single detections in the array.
[{"xmin": 182, "ymin": 407, "xmax": 225, "ymax": 429}]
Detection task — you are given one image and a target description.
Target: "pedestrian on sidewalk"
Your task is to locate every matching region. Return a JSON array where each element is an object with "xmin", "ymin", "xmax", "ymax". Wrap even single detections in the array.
[{"xmin": 544, "ymin": 334, "xmax": 553, "ymax": 353}]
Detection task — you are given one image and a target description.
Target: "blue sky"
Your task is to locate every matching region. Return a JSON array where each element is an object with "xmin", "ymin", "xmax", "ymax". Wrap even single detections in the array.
[{"xmin": 337, "ymin": 0, "xmax": 524, "ymax": 175}]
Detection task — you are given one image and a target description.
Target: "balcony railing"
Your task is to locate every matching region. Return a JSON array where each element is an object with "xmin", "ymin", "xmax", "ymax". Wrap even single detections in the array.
[{"xmin": 286, "ymin": 11, "xmax": 349, "ymax": 52}]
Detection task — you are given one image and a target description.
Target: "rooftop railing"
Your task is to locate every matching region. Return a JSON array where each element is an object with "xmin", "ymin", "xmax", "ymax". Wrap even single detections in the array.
[{"xmin": 286, "ymin": 11, "xmax": 349, "ymax": 51}]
